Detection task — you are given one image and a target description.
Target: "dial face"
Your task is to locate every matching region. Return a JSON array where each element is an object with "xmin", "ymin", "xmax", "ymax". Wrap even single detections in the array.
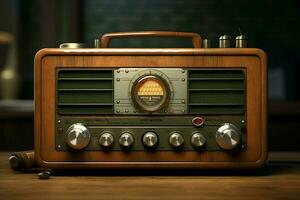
[{"xmin": 132, "ymin": 75, "xmax": 170, "ymax": 112}]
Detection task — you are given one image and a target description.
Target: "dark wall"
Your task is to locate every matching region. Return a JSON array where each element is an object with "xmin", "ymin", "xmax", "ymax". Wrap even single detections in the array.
[{"xmin": 18, "ymin": 0, "xmax": 81, "ymax": 99}]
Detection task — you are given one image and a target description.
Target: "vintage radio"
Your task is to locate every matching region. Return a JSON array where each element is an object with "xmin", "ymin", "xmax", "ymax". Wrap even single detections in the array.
[{"xmin": 34, "ymin": 31, "xmax": 267, "ymax": 169}]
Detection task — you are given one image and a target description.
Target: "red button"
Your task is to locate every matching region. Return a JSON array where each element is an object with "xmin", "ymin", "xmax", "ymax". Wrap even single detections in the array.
[{"xmin": 192, "ymin": 117, "xmax": 204, "ymax": 127}]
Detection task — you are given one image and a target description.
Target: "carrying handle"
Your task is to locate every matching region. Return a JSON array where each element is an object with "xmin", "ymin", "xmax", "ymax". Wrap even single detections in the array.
[{"xmin": 100, "ymin": 31, "xmax": 202, "ymax": 48}]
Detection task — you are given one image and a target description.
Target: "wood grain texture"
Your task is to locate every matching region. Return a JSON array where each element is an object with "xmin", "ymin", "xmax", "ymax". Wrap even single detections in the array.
[
  {"xmin": 34, "ymin": 48, "xmax": 267, "ymax": 169},
  {"xmin": 1, "ymin": 152, "xmax": 300, "ymax": 200}
]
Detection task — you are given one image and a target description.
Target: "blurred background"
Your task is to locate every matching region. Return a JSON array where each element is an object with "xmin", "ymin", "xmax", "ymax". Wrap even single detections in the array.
[{"xmin": 0, "ymin": 0, "xmax": 299, "ymax": 151}]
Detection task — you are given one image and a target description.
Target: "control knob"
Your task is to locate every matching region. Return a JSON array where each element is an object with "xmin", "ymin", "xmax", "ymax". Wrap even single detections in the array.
[
  {"xmin": 191, "ymin": 132, "xmax": 206, "ymax": 148},
  {"xmin": 216, "ymin": 123, "xmax": 241, "ymax": 150},
  {"xmin": 66, "ymin": 123, "xmax": 90, "ymax": 150},
  {"xmin": 99, "ymin": 132, "xmax": 114, "ymax": 148},
  {"xmin": 142, "ymin": 131, "xmax": 159, "ymax": 149},
  {"xmin": 169, "ymin": 132, "xmax": 184, "ymax": 148},
  {"xmin": 119, "ymin": 132, "xmax": 134, "ymax": 148}
]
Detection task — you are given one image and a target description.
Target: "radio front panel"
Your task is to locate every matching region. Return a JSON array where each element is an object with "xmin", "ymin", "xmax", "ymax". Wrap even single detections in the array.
[
  {"xmin": 55, "ymin": 68, "xmax": 246, "ymax": 153},
  {"xmin": 35, "ymin": 46, "xmax": 267, "ymax": 169}
]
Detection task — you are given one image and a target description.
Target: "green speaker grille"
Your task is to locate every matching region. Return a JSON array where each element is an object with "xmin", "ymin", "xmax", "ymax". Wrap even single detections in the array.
[
  {"xmin": 57, "ymin": 69, "xmax": 113, "ymax": 114},
  {"xmin": 188, "ymin": 69, "xmax": 246, "ymax": 114}
]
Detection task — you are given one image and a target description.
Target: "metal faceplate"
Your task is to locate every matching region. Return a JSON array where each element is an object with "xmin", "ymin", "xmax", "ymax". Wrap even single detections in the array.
[
  {"xmin": 114, "ymin": 68, "xmax": 188, "ymax": 114},
  {"xmin": 55, "ymin": 115, "xmax": 246, "ymax": 151}
]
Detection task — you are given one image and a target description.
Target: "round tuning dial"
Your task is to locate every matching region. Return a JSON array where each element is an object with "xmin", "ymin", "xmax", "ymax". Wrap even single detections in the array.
[
  {"xmin": 119, "ymin": 132, "xmax": 134, "ymax": 148},
  {"xmin": 99, "ymin": 132, "xmax": 114, "ymax": 148},
  {"xmin": 131, "ymin": 74, "xmax": 171, "ymax": 113},
  {"xmin": 142, "ymin": 131, "xmax": 159, "ymax": 149},
  {"xmin": 191, "ymin": 132, "xmax": 206, "ymax": 148},
  {"xmin": 216, "ymin": 123, "xmax": 241, "ymax": 150},
  {"xmin": 169, "ymin": 132, "xmax": 184, "ymax": 148},
  {"xmin": 66, "ymin": 123, "xmax": 90, "ymax": 150}
]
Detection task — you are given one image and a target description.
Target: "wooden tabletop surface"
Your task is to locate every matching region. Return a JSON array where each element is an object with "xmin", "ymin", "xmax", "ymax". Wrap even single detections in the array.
[{"xmin": 0, "ymin": 152, "xmax": 300, "ymax": 200}]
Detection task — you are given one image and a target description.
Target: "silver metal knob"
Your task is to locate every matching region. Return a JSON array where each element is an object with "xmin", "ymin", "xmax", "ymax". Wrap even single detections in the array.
[
  {"xmin": 219, "ymin": 35, "xmax": 231, "ymax": 48},
  {"xmin": 216, "ymin": 123, "xmax": 241, "ymax": 150},
  {"xmin": 169, "ymin": 132, "xmax": 184, "ymax": 148},
  {"xmin": 236, "ymin": 35, "xmax": 248, "ymax": 48},
  {"xmin": 94, "ymin": 39, "xmax": 100, "ymax": 48},
  {"xmin": 119, "ymin": 132, "xmax": 134, "ymax": 148},
  {"xmin": 8, "ymin": 155, "xmax": 20, "ymax": 170},
  {"xmin": 142, "ymin": 131, "xmax": 159, "ymax": 148},
  {"xmin": 203, "ymin": 39, "xmax": 211, "ymax": 48},
  {"xmin": 59, "ymin": 43, "xmax": 85, "ymax": 48},
  {"xmin": 99, "ymin": 132, "xmax": 114, "ymax": 148},
  {"xmin": 191, "ymin": 132, "xmax": 206, "ymax": 148},
  {"xmin": 66, "ymin": 123, "xmax": 90, "ymax": 150}
]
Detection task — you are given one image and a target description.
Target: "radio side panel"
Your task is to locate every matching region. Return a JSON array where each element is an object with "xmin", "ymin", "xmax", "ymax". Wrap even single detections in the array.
[{"xmin": 34, "ymin": 48, "xmax": 267, "ymax": 169}]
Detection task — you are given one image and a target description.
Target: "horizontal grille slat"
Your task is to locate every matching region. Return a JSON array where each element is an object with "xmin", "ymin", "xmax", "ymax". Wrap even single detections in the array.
[
  {"xmin": 189, "ymin": 103, "xmax": 245, "ymax": 106},
  {"xmin": 58, "ymin": 107, "xmax": 113, "ymax": 114},
  {"xmin": 58, "ymin": 70, "xmax": 112, "ymax": 79},
  {"xmin": 188, "ymin": 105, "xmax": 244, "ymax": 114},
  {"xmin": 188, "ymin": 89, "xmax": 244, "ymax": 92},
  {"xmin": 58, "ymin": 79, "xmax": 112, "ymax": 90},
  {"xmin": 58, "ymin": 91, "xmax": 112, "ymax": 104},
  {"xmin": 57, "ymin": 103, "xmax": 113, "ymax": 106},
  {"xmin": 57, "ymin": 89, "xmax": 113, "ymax": 91},
  {"xmin": 57, "ymin": 78, "xmax": 113, "ymax": 81},
  {"xmin": 188, "ymin": 69, "xmax": 245, "ymax": 114},
  {"xmin": 189, "ymin": 91, "xmax": 245, "ymax": 104},
  {"xmin": 57, "ymin": 69, "xmax": 113, "ymax": 115},
  {"xmin": 189, "ymin": 70, "xmax": 243, "ymax": 79},
  {"xmin": 189, "ymin": 78, "xmax": 244, "ymax": 81},
  {"xmin": 189, "ymin": 79, "xmax": 244, "ymax": 90}
]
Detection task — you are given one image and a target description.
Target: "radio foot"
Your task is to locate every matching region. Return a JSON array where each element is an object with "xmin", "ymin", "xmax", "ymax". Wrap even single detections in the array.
[{"xmin": 37, "ymin": 170, "xmax": 52, "ymax": 180}]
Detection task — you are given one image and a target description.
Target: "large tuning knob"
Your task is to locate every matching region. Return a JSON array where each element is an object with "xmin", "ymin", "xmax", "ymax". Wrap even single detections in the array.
[
  {"xmin": 66, "ymin": 123, "xmax": 90, "ymax": 150},
  {"xmin": 216, "ymin": 123, "xmax": 241, "ymax": 150}
]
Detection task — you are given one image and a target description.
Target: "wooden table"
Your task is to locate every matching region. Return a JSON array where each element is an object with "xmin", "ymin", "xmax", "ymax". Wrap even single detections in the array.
[{"xmin": 0, "ymin": 152, "xmax": 300, "ymax": 200}]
